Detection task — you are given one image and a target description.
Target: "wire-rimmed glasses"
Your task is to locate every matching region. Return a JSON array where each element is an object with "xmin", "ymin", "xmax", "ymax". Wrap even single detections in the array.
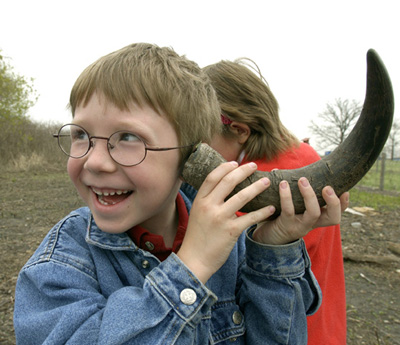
[{"xmin": 53, "ymin": 124, "xmax": 196, "ymax": 167}]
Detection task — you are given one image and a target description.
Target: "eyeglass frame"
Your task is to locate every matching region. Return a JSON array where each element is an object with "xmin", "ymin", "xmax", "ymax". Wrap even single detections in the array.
[{"xmin": 53, "ymin": 123, "xmax": 198, "ymax": 167}]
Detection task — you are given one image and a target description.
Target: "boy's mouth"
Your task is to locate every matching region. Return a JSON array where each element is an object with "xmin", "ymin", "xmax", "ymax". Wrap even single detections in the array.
[{"xmin": 91, "ymin": 187, "xmax": 132, "ymax": 206}]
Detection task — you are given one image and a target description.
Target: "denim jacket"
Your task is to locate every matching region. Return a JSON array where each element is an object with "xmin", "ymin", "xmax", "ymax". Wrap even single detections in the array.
[{"xmin": 14, "ymin": 189, "xmax": 321, "ymax": 345}]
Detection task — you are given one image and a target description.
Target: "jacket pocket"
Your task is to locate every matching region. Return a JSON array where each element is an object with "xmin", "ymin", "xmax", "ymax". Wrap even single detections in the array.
[{"xmin": 210, "ymin": 300, "xmax": 245, "ymax": 344}]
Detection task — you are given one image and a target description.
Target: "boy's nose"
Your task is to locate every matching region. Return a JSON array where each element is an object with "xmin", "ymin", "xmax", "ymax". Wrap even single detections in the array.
[{"xmin": 84, "ymin": 140, "xmax": 117, "ymax": 173}]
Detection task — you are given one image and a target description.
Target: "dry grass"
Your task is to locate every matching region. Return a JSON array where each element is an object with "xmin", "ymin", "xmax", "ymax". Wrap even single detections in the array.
[{"xmin": 11, "ymin": 152, "xmax": 46, "ymax": 171}]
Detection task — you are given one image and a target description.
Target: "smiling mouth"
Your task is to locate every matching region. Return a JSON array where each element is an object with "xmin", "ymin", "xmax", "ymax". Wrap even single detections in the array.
[{"xmin": 91, "ymin": 188, "xmax": 133, "ymax": 206}]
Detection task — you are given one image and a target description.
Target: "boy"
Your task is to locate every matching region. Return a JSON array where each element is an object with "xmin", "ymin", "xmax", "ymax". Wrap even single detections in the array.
[{"xmin": 14, "ymin": 43, "xmax": 347, "ymax": 344}]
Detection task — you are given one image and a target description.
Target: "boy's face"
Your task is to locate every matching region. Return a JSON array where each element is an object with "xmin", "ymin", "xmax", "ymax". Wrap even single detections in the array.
[{"xmin": 67, "ymin": 93, "xmax": 182, "ymax": 234}]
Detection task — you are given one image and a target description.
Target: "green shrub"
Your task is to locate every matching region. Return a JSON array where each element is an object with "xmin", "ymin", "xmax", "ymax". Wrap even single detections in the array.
[{"xmin": 0, "ymin": 119, "xmax": 66, "ymax": 170}]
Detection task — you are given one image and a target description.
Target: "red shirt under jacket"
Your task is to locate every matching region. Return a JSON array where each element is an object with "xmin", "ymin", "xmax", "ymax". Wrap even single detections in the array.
[
  {"xmin": 128, "ymin": 193, "xmax": 188, "ymax": 262},
  {"xmin": 242, "ymin": 143, "xmax": 347, "ymax": 345}
]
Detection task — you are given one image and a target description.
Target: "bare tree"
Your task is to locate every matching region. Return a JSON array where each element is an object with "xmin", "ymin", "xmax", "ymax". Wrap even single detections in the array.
[{"xmin": 309, "ymin": 98, "xmax": 362, "ymax": 151}]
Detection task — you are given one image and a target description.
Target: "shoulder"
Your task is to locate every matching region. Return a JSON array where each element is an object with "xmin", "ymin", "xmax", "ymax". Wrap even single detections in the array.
[
  {"xmin": 284, "ymin": 142, "xmax": 321, "ymax": 165},
  {"xmin": 296, "ymin": 143, "xmax": 321, "ymax": 161},
  {"xmin": 23, "ymin": 207, "xmax": 92, "ymax": 269},
  {"xmin": 250, "ymin": 143, "xmax": 321, "ymax": 171}
]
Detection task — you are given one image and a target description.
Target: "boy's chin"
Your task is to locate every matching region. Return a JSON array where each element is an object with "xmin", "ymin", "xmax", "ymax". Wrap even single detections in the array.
[{"xmin": 91, "ymin": 213, "xmax": 133, "ymax": 234}]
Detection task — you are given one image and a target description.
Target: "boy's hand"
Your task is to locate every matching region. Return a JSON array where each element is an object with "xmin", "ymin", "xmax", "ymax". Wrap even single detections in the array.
[
  {"xmin": 178, "ymin": 163, "xmax": 348, "ymax": 284},
  {"xmin": 177, "ymin": 162, "xmax": 275, "ymax": 284},
  {"xmin": 252, "ymin": 178, "xmax": 349, "ymax": 245}
]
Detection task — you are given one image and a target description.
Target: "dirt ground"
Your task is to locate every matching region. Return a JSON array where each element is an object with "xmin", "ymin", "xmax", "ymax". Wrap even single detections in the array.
[{"xmin": 1, "ymin": 169, "xmax": 399, "ymax": 344}]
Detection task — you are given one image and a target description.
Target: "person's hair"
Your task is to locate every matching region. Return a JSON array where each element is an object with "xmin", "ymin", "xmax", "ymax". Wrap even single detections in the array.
[
  {"xmin": 203, "ymin": 59, "xmax": 299, "ymax": 161},
  {"xmin": 69, "ymin": 43, "xmax": 221, "ymax": 163}
]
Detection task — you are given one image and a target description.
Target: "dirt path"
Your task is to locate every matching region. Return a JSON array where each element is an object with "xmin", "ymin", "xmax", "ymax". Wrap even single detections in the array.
[
  {"xmin": 341, "ymin": 207, "xmax": 400, "ymax": 344},
  {"xmin": 1, "ymin": 170, "xmax": 399, "ymax": 344}
]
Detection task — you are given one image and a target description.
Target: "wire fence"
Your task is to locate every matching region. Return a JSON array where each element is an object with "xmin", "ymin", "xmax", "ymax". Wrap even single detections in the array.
[{"xmin": 356, "ymin": 154, "xmax": 400, "ymax": 192}]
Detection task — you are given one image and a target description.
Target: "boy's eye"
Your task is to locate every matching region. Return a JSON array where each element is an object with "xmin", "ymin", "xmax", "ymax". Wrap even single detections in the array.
[
  {"xmin": 71, "ymin": 128, "xmax": 88, "ymax": 141},
  {"xmin": 117, "ymin": 132, "xmax": 140, "ymax": 142},
  {"xmin": 111, "ymin": 132, "xmax": 144, "ymax": 149}
]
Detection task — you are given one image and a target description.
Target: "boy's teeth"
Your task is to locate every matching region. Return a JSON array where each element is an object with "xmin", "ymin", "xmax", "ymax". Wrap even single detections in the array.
[
  {"xmin": 92, "ymin": 188, "xmax": 130, "ymax": 196},
  {"xmin": 92, "ymin": 188, "xmax": 132, "ymax": 206},
  {"xmin": 98, "ymin": 197, "xmax": 117, "ymax": 206}
]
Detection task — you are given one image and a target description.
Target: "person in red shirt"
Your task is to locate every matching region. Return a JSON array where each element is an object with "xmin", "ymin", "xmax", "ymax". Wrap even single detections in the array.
[{"xmin": 203, "ymin": 58, "xmax": 347, "ymax": 345}]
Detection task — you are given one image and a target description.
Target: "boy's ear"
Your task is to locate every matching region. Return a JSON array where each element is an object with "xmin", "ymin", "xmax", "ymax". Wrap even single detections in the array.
[{"xmin": 230, "ymin": 122, "xmax": 251, "ymax": 144}]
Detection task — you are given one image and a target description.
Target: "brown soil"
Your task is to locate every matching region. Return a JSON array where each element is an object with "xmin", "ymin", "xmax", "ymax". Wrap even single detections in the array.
[{"xmin": 0, "ymin": 170, "xmax": 399, "ymax": 344}]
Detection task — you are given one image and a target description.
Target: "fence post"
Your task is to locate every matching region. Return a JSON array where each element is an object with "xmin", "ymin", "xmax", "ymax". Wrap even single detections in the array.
[{"xmin": 379, "ymin": 153, "xmax": 386, "ymax": 191}]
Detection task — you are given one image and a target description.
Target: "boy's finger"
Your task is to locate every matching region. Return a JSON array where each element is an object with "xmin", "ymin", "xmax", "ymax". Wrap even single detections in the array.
[
  {"xmin": 340, "ymin": 192, "xmax": 350, "ymax": 212},
  {"xmin": 224, "ymin": 177, "xmax": 270, "ymax": 215},
  {"xmin": 234, "ymin": 205, "xmax": 276, "ymax": 233},
  {"xmin": 278, "ymin": 180, "xmax": 295, "ymax": 216},
  {"xmin": 320, "ymin": 186, "xmax": 342, "ymax": 223},
  {"xmin": 196, "ymin": 161, "xmax": 239, "ymax": 198},
  {"xmin": 297, "ymin": 177, "xmax": 321, "ymax": 224},
  {"xmin": 199, "ymin": 162, "xmax": 259, "ymax": 201}
]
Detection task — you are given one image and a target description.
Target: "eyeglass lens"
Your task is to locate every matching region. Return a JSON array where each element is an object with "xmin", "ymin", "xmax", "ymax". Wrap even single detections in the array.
[{"xmin": 57, "ymin": 124, "xmax": 147, "ymax": 166}]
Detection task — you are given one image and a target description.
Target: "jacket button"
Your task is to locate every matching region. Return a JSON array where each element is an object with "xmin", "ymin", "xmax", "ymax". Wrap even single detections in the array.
[
  {"xmin": 145, "ymin": 241, "xmax": 155, "ymax": 251},
  {"xmin": 141, "ymin": 260, "xmax": 150, "ymax": 269},
  {"xmin": 232, "ymin": 310, "xmax": 243, "ymax": 325},
  {"xmin": 180, "ymin": 288, "xmax": 197, "ymax": 305}
]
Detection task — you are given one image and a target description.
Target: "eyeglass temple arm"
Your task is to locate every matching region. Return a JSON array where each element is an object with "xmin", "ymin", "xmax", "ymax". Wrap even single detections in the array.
[{"xmin": 146, "ymin": 142, "xmax": 200, "ymax": 152}]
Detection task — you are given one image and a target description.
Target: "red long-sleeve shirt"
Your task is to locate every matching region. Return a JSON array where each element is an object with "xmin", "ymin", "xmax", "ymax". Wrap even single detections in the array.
[{"xmin": 242, "ymin": 143, "xmax": 347, "ymax": 345}]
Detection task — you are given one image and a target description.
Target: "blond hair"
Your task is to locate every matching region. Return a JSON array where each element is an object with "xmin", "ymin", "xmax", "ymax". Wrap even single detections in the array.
[
  {"xmin": 69, "ymin": 43, "xmax": 221, "ymax": 162},
  {"xmin": 203, "ymin": 59, "xmax": 299, "ymax": 161}
]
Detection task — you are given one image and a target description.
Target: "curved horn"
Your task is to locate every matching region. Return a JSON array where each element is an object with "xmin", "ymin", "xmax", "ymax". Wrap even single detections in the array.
[{"xmin": 182, "ymin": 49, "xmax": 394, "ymax": 217}]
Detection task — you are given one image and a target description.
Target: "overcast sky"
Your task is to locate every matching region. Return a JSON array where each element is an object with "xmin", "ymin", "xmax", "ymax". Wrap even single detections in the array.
[{"xmin": 1, "ymin": 0, "xmax": 399, "ymax": 144}]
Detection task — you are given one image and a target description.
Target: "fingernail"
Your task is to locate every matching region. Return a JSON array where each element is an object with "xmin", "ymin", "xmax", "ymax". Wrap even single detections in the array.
[
  {"xmin": 280, "ymin": 180, "xmax": 288, "ymax": 189},
  {"xmin": 230, "ymin": 161, "xmax": 239, "ymax": 167},
  {"xmin": 248, "ymin": 162, "xmax": 257, "ymax": 169},
  {"xmin": 300, "ymin": 177, "xmax": 309, "ymax": 187},
  {"xmin": 261, "ymin": 177, "xmax": 270, "ymax": 186},
  {"xmin": 326, "ymin": 186, "xmax": 334, "ymax": 196},
  {"xmin": 269, "ymin": 206, "xmax": 276, "ymax": 213}
]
